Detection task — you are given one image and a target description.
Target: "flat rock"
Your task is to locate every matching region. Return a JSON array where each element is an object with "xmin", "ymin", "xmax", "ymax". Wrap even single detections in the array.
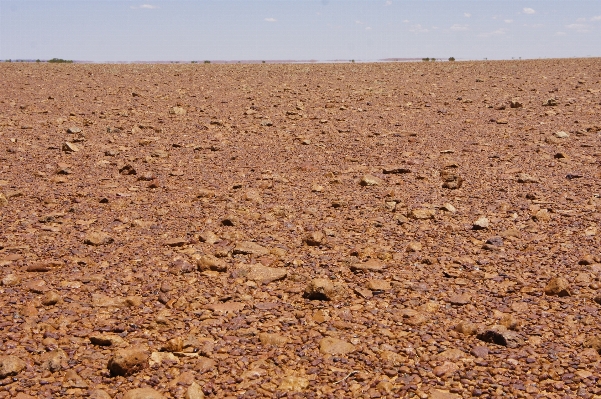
[
  {"xmin": 84, "ymin": 231, "xmax": 114, "ymax": 246},
  {"xmin": 350, "ymin": 259, "xmax": 385, "ymax": 272},
  {"xmin": 123, "ymin": 388, "xmax": 165, "ymax": 399},
  {"xmin": 239, "ymin": 264, "xmax": 287, "ymax": 283},
  {"xmin": 319, "ymin": 337, "xmax": 355, "ymax": 355},
  {"xmin": 544, "ymin": 277, "xmax": 570, "ymax": 296},
  {"xmin": 233, "ymin": 241, "xmax": 270, "ymax": 256}
]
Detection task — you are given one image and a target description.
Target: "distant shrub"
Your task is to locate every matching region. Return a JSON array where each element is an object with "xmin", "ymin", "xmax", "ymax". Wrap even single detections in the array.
[
  {"xmin": 36, "ymin": 59, "xmax": 41, "ymax": 63},
  {"xmin": 430, "ymin": 58, "xmax": 436, "ymax": 62},
  {"xmin": 262, "ymin": 61, "xmax": 266, "ymax": 63},
  {"xmin": 422, "ymin": 58, "xmax": 429, "ymax": 62},
  {"xmin": 448, "ymin": 57, "xmax": 455, "ymax": 61},
  {"xmin": 204, "ymin": 60, "xmax": 210, "ymax": 64},
  {"xmin": 191, "ymin": 61, "xmax": 197, "ymax": 64},
  {"xmin": 6, "ymin": 59, "xmax": 11, "ymax": 62},
  {"xmin": 351, "ymin": 59, "xmax": 355, "ymax": 63},
  {"xmin": 48, "ymin": 58, "xmax": 73, "ymax": 63}
]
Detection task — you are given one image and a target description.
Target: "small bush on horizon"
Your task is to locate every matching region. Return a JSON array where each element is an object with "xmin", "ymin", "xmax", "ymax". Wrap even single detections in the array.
[
  {"xmin": 48, "ymin": 58, "xmax": 73, "ymax": 63},
  {"xmin": 448, "ymin": 57, "xmax": 455, "ymax": 61},
  {"xmin": 204, "ymin": 60, "xmax": 210, "ymax": 64},
  {"xmin": 422, "ymin": 58, "xmax": 429, "ymax": 62},
  {"xmin": 191, "ymin": 61, "xmax": 197, "ymax": 64}
]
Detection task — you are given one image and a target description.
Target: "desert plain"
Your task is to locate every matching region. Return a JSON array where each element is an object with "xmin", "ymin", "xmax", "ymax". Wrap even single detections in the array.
[{"xmin": 0, "ymin": 58, "xmax": 601, "ymax": 398}]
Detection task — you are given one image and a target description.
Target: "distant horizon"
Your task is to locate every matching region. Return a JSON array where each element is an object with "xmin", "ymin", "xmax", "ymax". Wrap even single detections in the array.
[
  {"xmin": 1, "ymin": 0, "xmax": 599, "ymax": 62},
  {"xmin": 3, "ymin": 56, "xmax": 600, "ymax": 65}
]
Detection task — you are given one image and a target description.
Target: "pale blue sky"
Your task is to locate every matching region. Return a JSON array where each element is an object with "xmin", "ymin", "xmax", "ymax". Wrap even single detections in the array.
[{"xmin": 0, "ymin": 0, "xmax": 599, "ymax": 62}]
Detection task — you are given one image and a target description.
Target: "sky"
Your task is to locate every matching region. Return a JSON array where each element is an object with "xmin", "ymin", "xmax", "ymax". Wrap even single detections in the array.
[{"xmin": 0, "ymin": 0, "xmax": 599, "ymax": 62}]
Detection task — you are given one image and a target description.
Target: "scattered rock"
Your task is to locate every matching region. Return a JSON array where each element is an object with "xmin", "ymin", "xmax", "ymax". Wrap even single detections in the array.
[
  {"xmin": 0, "ymin": 355, "xmax": 26, "ymax": 378},
  {"xmin": 359, "ymin": 174, "xmax": 383, "ymax": 186},
  {"xmin": 470, "ymin": 345, "xmax": 489, "ymax": 358},
  {"xmin": 303, "ymin": 231, "xmax": 325, "ymax": 246},
  {"xmin": 233, "ymin": 241, "xmax": 270, "ymax": 256},
  {"xmin": 476, "ymin": 325, "xmax": 523, "ymax": 348},
  {"xmin": 319, "ymin": 337, "xmax": 355, "ymax": 355},
  {"xmin": 107, "ymin": 348, "xmax": 149, "ymax": 376},
  {"xmin": 84, "ymin": 231, "xmax": 114, "ymax": 246},
  {"xmin": 123, "ymin": 388, "xmax": 165, "ymax": 399},
  {"xmin": 238, "ymin": 264, "xmax": 287, "ymax": 284},
  {"xmin": 304, "ymin": 278, "xmax": 337, "ymax": 300},
  {"xmin": 517, "ymin": 173, "xmax": 540, "ymax": 183},
  {"xmin": 409, "ymin": 208, "xmax": 436, "ymax": 220},
  {"xmin": 350, "ymin": 259, "xmax": 385, "ymax": 272},
  {"xmin": 544, "ymin": 277, "xmax": 571, "ymax": 296},
  {"xmin": 279, "ymin": 376, "xmax": 309, "ymax": 392},
  {"xmin": 197, "ymin": 255, "xmax": 227, "ymax": 272},
  {"xmin": 185, "ymin": 382, "xmax": 205, "ymax": 399},
  {"xmin": 472, "ymin": 217, "xmax": 489, "ymax": 230},
  {"xmin": 259, "ymin": 333, "xmax": 289, "ymax": 346},
  {"xmin": 62, "ymin": 141, "xmax": 79, "ymax": 152}
]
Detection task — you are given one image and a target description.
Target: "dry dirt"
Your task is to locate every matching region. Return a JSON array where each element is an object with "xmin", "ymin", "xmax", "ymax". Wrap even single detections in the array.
[{"xmin": 1, "ymin": 59, "xmax": 601, "ymax": 399}]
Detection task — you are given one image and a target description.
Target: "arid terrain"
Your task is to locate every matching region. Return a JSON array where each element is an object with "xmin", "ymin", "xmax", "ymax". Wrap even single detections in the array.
[{"xmin": 1, "ymin": 58, "xmax": 601, "ymax": 399}]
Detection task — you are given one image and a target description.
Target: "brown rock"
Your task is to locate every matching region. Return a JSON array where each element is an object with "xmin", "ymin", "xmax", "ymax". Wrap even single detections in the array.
[
  {"xmin": 360, "ymin": 174, "xmax": 383, "ymax": 186},
  {"xmin": 107, "ymin": 348, "xmax": 149, "ymax": 376},
  {"xmin": 429, "ymin": 389, "xmax": 461, "ymax": 399},
  {"xmin": 303, "ymin": 278, "xmax": 336, "ymax": 300},
  {"xmin": 433, "ymin": 361, "xmax": 459, "ymax": 377},
  {"xmin": 84, "ymin": 231, "xmax": 114, "ymax": 246},
  {"xmin": 41, "ymin": 290, "xmax": 61, "ymax": 306},
  {"xmin": 476, "ymin": 325, "xmax": 523, "ymax": 348},
  {"xmin": 122, "ymin": 388, "xmax": 165, "ymax": 399},
  {"xmin": 409, "ymin": 208, "xmax": 435, "ymax": 219},
  {"xmin": 197, "ymin": 255, "xmax": 227, "ymax": 272},
  {"xmin": 39, "ymin": 349, "xmax": 66, "ymax": 372},
  {"xmin": 258, "ymin": 333, "xmax": 289, "ymax": 346},
  {"xmin": 544, "ymin": 277, "xmax": 571, "ymax": 296},
  {"xmin": 239, "ymin": 264, "xmax": 287, "ymax": 283},
  {"xmin": 319, "ymin": 337, "xmax": 355, "ymax": 355},
  {"xmin": 89, "ymin": 333, "xmax": 127, "ymax": 347},
  {"xmin": 455, "ymin": 321, "xmax": 481, "ymax": 336},
  {"xmin": 0, "ymin": 355, "xmax": 26, "ymax": 378},
  {"xmin": 303, "ymin": 231, "xmax": 325, "ymax": 246},
  {"xmin": 470, "ymin": 345, "xmax": 489, "ymax": 358},
  {"xmin": 165, "ymin": 237, "xmax": 187, "ymax": 247},
  {"xmin": 89, "ymin": 390, "xmax": 112, "ymax": 399},
  {"xmin": 366, "ymin": 279, "xmax": 391, "ymax": 291},
  {"xmin": 233, "ymin": 241, "xmax": 269, "ymax": 256},
  {"xmin": 279, "ymin": 376, "xmax": 309, "ymax": 392},
  {"xmin": 350, "ymin": 258, "xmax": 385, "ymax": 272},
  {"xmin": 185, "ymin": 382, "xmax": 205, "ymax": 399},
  {"xmin": 63, "ymin": 369, "xmax": 88, "ymax": 388}
]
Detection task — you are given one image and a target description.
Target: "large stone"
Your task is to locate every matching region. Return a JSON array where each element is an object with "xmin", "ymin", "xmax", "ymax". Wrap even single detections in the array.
[
  {"xmin": 409, "ymin": 208, "xmax": 435, "ymax": 220},
  {"xmin": 319, "ymin": 337, "xmax": 355, "ymax": 355},
  {"xmin": 303, "ymin": 278, "xmax": 336, "ymax": 300},
  {"xmin": 185, "ymin": 382, "xmax": 205, "ymax": 399},
  {"xmin": 84, "ymin": 231, "xmax": 114, "ymax": 246},
  {"xmin": 258, "ymin": 333, "xmax": 289, "ymax": 346},
  {"xmin": 197, "ymin": 255, "xmax": 227, "ymax": 272},
  {"xmin": 0, "ymin": 355, "xmax": 26, "ymax": 378},
  {"xmin": 544, "ymin": 277, "xmax": 570, "ymax": 297},
  {"xmin": 233, "ymin": 241, "xmax": 270, "ymax": 256},
  {"xmin": 107, "ymin": 348, "xmax": 148, "ymax": 376},
  {"xmin": 350, "ymin": 259, "xmax": 385, "ymax": 272},
  {"xmin": 240, "ymin": 264, "xmax": 287, "ymax": 284},
  {"xmin": 359, "ymin": 174, "xmax": 383, "ymax": 186},
  {"xmin": 123, "ymin": 388, "xmax": 165, "ymax": 399},
  {"xmin": 278, "ymin": 376, "xmax": 309, "ymax": 392}
]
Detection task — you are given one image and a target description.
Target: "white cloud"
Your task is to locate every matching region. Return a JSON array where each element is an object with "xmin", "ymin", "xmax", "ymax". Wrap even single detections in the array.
[
  {"xmin": 479, "ymin": 28, "xmax": 506, "ymax": 37},
  {"xmin": 577, "ymin": 18, "xmax": 587, "ymax": 22},
  {"xmin": 355, "ymin": 20, "xmax": 364, "ymax": 25},
  {"xmin": 592, "ymin": 15, "xmax": 601, "ymax": 21},
  {"xmin": 385, "ymin": 0, "xmax": 392, "ymax": 6},
  {"xmin": 409, "ymin": 24, "xmax": 428, "ymax": 33},
  {"xmin": 402, "ymin": 19, "xmax": 409, "ymax": 23},
  {"xmin": 555, "ymin": 32, "xmax": 566, "ymax": 36},
  {"xmin": 365, "ymin": 27, "xmax": 372, "ymax": 31},
  {"xmin": 130, "ymin": 4, "xmax": 158, "ymax": 9},
  {"xmin": 464, "ymin": 13, "xmax": 471, "ymax": 18},
  {"xmin": 523, "ymin": 8, "xmax": 535, "ymax": 15},
  {"xmin": 450, "ymin": 24, "xmax": 469, "ymax": 31},
  {"xmin": 264, "ymin": 18, "xmax": 277, "ymax": 22},
  {"xmin": 566, "ymin": 23, "xmax": 590, "ymax": 32},
  {"xmin": 504, "ymin": 19, "xmax": 513, "ymax": 23}
]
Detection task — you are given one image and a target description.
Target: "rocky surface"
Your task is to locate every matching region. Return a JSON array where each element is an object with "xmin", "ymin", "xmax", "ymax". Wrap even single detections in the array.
[{"xmin": 0, "ymin": 59, "xmax": 600, "ymax": 397}]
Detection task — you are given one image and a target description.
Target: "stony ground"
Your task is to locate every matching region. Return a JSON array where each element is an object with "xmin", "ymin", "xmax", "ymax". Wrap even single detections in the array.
[{"xmin": 0, "ymin": 59, "xmax": 601, "ymax": 399}]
